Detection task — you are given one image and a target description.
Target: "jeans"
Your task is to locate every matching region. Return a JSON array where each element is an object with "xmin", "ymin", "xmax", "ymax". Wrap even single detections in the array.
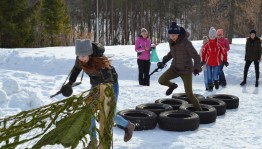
[
  {"xmin": 218, "ymin": 63, "xmax": 226, "ymax": 82},
  {"xmin": 206, "ymin": 65, "xmax": 220, "ymax": 85},
  {"xmin": 203, "ymin": 69, "xmax": 208, "ymax": 89},
  {"xmin": 90, "ymin": 81, "xmax": 128, "ymax": 140}
]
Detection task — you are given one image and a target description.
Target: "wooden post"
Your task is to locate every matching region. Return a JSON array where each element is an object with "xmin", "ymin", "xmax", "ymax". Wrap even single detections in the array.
[{"xmin": 99, "ymin": 84, "xmax": 113, "ymax": 149}]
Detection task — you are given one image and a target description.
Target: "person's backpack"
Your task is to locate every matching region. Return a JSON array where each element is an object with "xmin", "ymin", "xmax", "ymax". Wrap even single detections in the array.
[{"xmin": 91, "ymin": 42, "xmax": 105, "ymax": 57}]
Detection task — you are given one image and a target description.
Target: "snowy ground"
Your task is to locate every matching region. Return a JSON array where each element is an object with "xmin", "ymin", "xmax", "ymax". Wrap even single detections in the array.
[{"xmin": 0, "ymin": 38, "xmax": 262, "ymax": 149}]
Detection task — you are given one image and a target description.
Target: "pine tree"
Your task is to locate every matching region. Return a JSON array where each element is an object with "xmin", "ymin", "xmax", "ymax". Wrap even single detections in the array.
[
  {"xmin": 0, "ymin": 0, "xmax": 36, "ymax": 48},
  {"xmin": 40, "ymin": 0, "xmax": 71, "ymax": 46}
]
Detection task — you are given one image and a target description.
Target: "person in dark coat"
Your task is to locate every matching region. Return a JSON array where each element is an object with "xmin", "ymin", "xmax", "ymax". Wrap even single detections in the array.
[
  {"xmin": 157, "ymin": 22, "xmax": 202, "ymax": 111},
  {"xmin": 62, "ymin": 39, "xmax": 135, "ymax": 148},
  {"xmin": 240, "ymin": 30, "xmax": 262, "ymax": 87}
]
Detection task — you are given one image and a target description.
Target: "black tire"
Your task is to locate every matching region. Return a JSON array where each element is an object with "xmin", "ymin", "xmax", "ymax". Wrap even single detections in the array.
[
  {"xmin": 117, "ymin": 109, "xmax": 157, "ymax": 131},
  {"xmin": 206, "ymin": 94, "xmax": 239, "ymax": 109},
  {"xmin": 155, "ymin": 98, "xmax": 188, "ymax": 110},
  {"xmin": 179, "ymin": 104, "xmax": 217, "ymax": 124},
  {"xmin": 199, "ymin": 99, "xmax": 226, "ymax": 116},
  {"xmin": 136, "ymin": 103, "xmax": 173, "ymax": 116},
  {"xmin": 172, "ymin": 93, "xmax": 205, "ymax": 103},
  {"xmin": 158, "ymin": 110, "xmax": 200, "ymax": 131}
]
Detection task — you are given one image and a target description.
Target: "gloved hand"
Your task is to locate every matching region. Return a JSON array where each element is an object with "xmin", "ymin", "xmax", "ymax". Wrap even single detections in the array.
[
  {"xmin": 201, "ymin": 61, "xmax": 206, "ymax": 66},
  {"xmin": 61, "ymin": 83, "xmax": 73, "ymax": 97},
  {"xmin": 193, "ymin": 69, "xmax": 200, "ymax": 76},
  {"xmin": 223, "ymin": 61, "xmax": 229, "ymax": 67},
  {"xmin": 157, "ymin": 62, "xmax": 165, "ymax": 69}
]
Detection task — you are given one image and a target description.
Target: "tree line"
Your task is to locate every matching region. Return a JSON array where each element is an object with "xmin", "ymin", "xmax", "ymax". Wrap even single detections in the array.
[{"xmin": 0, "ymin": 0, "xmax": 261, "ymax": 48}]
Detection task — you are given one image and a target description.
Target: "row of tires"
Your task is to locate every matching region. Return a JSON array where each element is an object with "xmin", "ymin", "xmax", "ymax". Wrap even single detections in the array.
[{"xmin": 117, "ymin": 93, "xmax": 239, "ymax": 132}]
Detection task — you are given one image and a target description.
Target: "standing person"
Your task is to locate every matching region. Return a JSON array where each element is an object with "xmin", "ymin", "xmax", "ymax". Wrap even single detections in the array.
[
  {"xmin": 135, "ymin": 28, "xmax": 154, "ymax": 86},
  {"xmin": 201, "ymin": 27, "xmax": 228, "ymax": 91},
  {"xmin": 217, "ymin": 29, "xmax": 230, "ymax": 87},
  {"xmin": 61, "ymin": 39, "xmax": 135, "ymax": 148},
  {"xmin": 240, "ymin": 30, "xmax": 262, "ymax": 87},
  {"xmin": 157, "ymin": 22, "xmax": 202, "ymax": 111},
  {"xmin": 199, "ymin": 36, "xmax": 209, "ymax": 90}
]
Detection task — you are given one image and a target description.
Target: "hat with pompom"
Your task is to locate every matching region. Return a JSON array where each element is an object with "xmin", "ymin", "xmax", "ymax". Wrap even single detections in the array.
[
  {"xmin": 209, "ymin": 27, "xmax": 217, "ymax": 38},
  {"xmin": 168, "ymin": 22, "xmax": 180, "ymax": 34}
]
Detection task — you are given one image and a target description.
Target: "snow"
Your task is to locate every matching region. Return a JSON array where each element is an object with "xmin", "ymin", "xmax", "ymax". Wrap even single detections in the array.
[{"xmin": 0, "ymin": 38, "xmax": 262, "ymax": 149}]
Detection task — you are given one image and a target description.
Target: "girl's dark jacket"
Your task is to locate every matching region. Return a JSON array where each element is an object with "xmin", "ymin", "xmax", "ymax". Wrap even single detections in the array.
[
  {"xmin": 162, "ymin": 27, "xmax": 201, "ymax": 74},
  {"xmin": 68, "ymin": 57, "xmax": 118, "ymax": 87},
  {"xmin": 245, "ymin": 36, "xmax": 262, "ymax": 61}
]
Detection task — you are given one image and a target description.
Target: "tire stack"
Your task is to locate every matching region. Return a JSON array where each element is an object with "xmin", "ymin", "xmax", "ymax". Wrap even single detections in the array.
[
  {"xmin": 155, "ymin": 98, "xmax": 188, "ymax": 110},
  {"xmin": 117, "ymin": 93, "xmax": 239, "ymax": 132},
  {"xmin": 206, "ymin": 94, "xmax": 239, "ymax": 109},
  {"xmin": 158, "ymin": 110, "xmax": 200, "ymax": 131},
  {"xmin": 117, "ymin": 109, "xmax": 158, "ymax": 131}
]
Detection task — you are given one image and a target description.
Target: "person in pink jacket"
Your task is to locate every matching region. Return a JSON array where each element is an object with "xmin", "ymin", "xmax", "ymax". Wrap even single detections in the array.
[
  {"xmin": 217, "ymin": 29, "xmax": 230, "ymax": 87},
  {"xmin": 135, "ymin": 28, "xmax": 154, "ymax": 86}
]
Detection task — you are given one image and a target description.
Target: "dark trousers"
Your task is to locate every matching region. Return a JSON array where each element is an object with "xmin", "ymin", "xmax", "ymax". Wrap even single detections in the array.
[
  {"xmin": 243, "ymin": 60, "xmax": 260, "ymax": 81},
  {"xmin": 137, "ymin": 59, "xmax": 151, "ymax": 86}
]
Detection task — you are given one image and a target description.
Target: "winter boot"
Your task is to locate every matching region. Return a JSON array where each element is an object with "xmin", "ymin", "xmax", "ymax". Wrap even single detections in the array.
[
  {"xmin": 240, "ymin": 80, "xmax": 246, "ymax": 86},
  {"xmin": 214, "ymin": 80, "xmax": 219, "ymax": 89},
  {"xmin": 86, "ymin": 139, "xmax": 98, "ymax": 149},
  {"xmin": 221, "ymin": 80, "xmax": 227, "ymax": 87},
  {"xmin": 255, "ymin": 80, "xmax": 259, "ymax": 87},
  {"xmin": 165, "ymin": 83, "xmax": 178, "ymax": 96},
  {"xmin": 208, "ymin": 83, "xmax": 214, "ymax": 91},
  {"xmin": 124, "ymin": 121, "xmax": 135, "ymax": 142}
]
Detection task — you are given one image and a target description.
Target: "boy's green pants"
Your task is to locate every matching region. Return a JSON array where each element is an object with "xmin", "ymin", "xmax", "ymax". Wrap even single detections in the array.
[{"xmin": 158, "ymin": 67, "xmax": 202, "ymax": 111}]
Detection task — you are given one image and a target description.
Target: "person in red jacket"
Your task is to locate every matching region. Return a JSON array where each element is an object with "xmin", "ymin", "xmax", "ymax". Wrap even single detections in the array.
[
  {"xmin": 201, "ymin": 27, "xmax": 228, "ymax": 91},
  {"xmin": 217, "ymin": 29, "xmax": 230, "ymax": 87}
]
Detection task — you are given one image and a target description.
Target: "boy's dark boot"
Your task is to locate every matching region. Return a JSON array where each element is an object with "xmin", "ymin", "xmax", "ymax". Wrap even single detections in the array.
[
  {"xmin": 208, "ymin": 83, "xmax": 214, "ymax": 91},
  {"xmin": 124, "ymin": 121, "xmax": 135, "ymax": 142},
  {"xmin": 240, "ymin": 74, "xmax": 247, "ymax": 86},
  {"xmin": 214, "ymin": 80, "xmax": 219, "ymax": 89},
  {"xmin": 221, "ymin": 80, "xmax": 227, "ymax": 87},
  {"xmin": 165, "ymin": 83, "xmax": 178, "ymax": 96},
  {"xmin": 255, "ymin": 80, "xmax": 258, "ymax": 87},
  {"xmin": 240, "ymin": 80, "xmax": 246, "ymax": 86}
]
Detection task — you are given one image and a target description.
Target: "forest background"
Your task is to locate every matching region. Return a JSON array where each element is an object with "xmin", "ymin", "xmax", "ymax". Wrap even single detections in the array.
[{"xmin": 0, "ymin": 0, "xmax": 261, "ymax": 48}]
